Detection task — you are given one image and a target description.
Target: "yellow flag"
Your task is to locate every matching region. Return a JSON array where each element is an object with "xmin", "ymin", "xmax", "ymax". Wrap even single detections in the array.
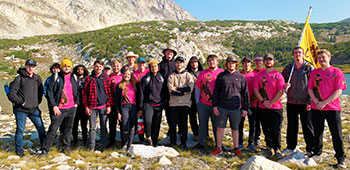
[{"xmin": 298, "ymin": 7, "xmax": 320, "ymax": 68}]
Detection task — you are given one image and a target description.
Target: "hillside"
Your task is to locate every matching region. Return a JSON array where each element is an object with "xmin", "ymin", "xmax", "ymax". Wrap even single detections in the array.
[
  {"xmin": 1, "ymin": 20, "xmax": 350, "ymax": 78},
  {"xmin": 0, "ymin": 0, "xmax": 197, "ymax": 39}
]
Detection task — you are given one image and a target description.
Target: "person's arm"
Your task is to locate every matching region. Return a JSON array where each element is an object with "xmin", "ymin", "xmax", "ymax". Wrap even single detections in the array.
[
  {"xmin": 195, "ymin": 87, "xmax": 201, "ymax": 103},
  {"xmin": 8, "ymin": 76, "xmax": 24, "ymax": 105},
  {"xmin": 168, "ymin": 74, "xmax": 184, "ymax": 96},
  {"xmin": 241, "ymin": 77, "xmax": 249, "ymax": 111},
  {"xmin": 37, "ymin": 76, "xmax": 43, "ymax": 104},
  {"xmin": 46, "ymin": 75, "xmax": 58, "ymax": 107}
]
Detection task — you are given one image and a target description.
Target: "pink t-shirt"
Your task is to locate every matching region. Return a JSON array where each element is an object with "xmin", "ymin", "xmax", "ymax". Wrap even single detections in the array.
[
  {"xmin": 59, "ymin": 74, "xmax": 75, "ymax": 109},
  {"xmin": 122, "ymin": 83, "xmax": 136, "ymax": 105},
  {"xmin": 133, "ymin": 69, "xmax": 149, "ymax": 84},
  {"xmin": 195, "ymin": 68, "xmax": 224, "ymax": 106},
  {"xmin": 110, "ymin": 72, "xmax": 123, "ymax": 90},
  {"xmin": 308, "ymin": 66, "xmax": 347, "ymax": 111},
  {"xmin": 241, "ymin": 70, "xmax": 255, "ymax": 98},
  {"xmin": 253, "ymin": 69, "xmax": 285, "ymax": 109}
]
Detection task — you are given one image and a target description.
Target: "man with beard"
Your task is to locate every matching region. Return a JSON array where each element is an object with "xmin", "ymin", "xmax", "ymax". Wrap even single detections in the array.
[
  {"xmin": 211, "ymin": 56, "xmax": 249, "ymax": 157},
  {"xmin": 281, "ymin": 47, "xmax": 314, "ymax": 156},
  {"xmin": 8, "ymin": 59, "xmax": 45, "ymax": 157},
  {"xmin": 192, "ymin": 55, "xmax": 224, "ymax": 150},
  {"xmin": 40, "ymin": 57, "xmax": 79, "ymax": 156},
  {"xmin": 168, "ymin": 56, "xmax": 194, "ymax": 150},
  {"xmin": 72, "ymin": 64, "xmax": 89, "ymax": 146},
  {"xmin": 83, "ymin": 60, "xmax": 113, "ymax": 151},
  {"xmin": 253, "ymin": 54, "xmax": 285, "ymax": 158},
  {"xmin": 308, "ymin": 49, "xmax": 347, "ymax": 169}
]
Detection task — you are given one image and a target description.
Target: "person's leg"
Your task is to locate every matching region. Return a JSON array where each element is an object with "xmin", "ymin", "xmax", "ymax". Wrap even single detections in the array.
[
  {"xmin": 169, "ymin": 107, "xmax": 178, "ymax": 145},
  {"xmin": 152, "ymin": 106, "xmax": 163, "ymax": 146},
  {"xmin": 227, "ymin": 109, "xmax": 241, "ymax": 149},
  {"xmin": 121, "ymin": 105, "xmax": 131, "ymax": 147},
  {"xmin": 232, "ymin": 130, "xmax": 239, "ymax": 148},
  {"xmin": 209, "ymin": 106, "xmax": 218, "ymax": 145},
  {"xmin": 215, "ymin": 107, "xmax": 229, "ymax": 149},
  {"xmin": 247, "ymin": 108, "xmax": 256, "ymax": 145},
  {"xmin": 41, "ymin": 109, "xmax": 65, "ymax": 152},
  {"xmin": 99, "ymin": 107, "xmax": 108, "ymax": 149},
  {"xmin": 144, "ymin": 103, "xmax": 154, "ymax": 139},
  {"xmin": 179, "ymin": 106, "xmax": 189, "ymax": 146},
  {"xmin": 127, "ymin": 105, "xmax": 137, "ymax": 148},
  {"xmin": 270, "ymin": 109, "xmax": 283, "ymax": 150},
  {"xmin": 311, "ymin": 109, "xmax": 325, "ymax": 155},
  {"xmin": 238, "ymin": 116, "xmax": 245, "ymax": 146},
  {"xmin": 254, "ymin": 104, "xmax": 262, "ymax": 144},
  {"xmin": 197, "ymin": 102, "xmax": 210, "ymax": 145},
  {"xmin": 108, "ymin": 105, "xmax": 118, "ymax": 146},
  {"xmin": 14, "ymin": 110, "xmax": 28, "ymax": 152},
  {"xmin": 286, "ymin": 103, "xmax": 299, "ymax": 150},
  {"xmin": 72, "ymin": 107, "xmax": 81, "ymax": 144},
  {"xmin": 81, "ymin": 110, "xmax": 89, "ymax": 145},
  {"xmin": 325, "ymin": 111, "xmax": 345, "ymax": 162},
  {"xmin": 88, "ymin": 109, "xmax": 99, "ymax": 150},
  {"xmin": 299, "ymin": 105, "xmax": 314, "ymax": 153},
  {"xmin": 28, "ymin": 109, "xmax": 46, "ymax": 147},
  {"xmin": 189, "ymin": 103, "xmax": 199, "ymax": 137},
  {"xmin": 61, "ymin": 108, "xmax": 77, "ymax": 151}
]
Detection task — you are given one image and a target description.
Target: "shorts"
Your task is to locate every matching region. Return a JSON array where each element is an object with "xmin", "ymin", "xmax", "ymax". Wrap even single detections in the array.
[{"xmin": 216, "ymin": 107, "xmax": 241, "ymax": 130}]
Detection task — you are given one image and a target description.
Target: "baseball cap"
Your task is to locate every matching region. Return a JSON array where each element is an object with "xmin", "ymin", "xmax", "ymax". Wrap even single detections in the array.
[
  {"xmin": 226, "ymin": 56, "xmax": 238, "ymax": 62},
  {"xmin": 242, "ymin": 56, "xmax": 251, "ymax": 62},
  {"xmin": 264, "ymin": 53, "xmax": 275, "ymax": 60},
  {"xmin": 25, "ymin": 59, "xmax": 37, "ymax": 66},
  {"xmin": 137, "ymin": 57, "xmax": 146, "ymax": 63},
  {"xmin": 175, "ymin": 56, "xmax": 185, "ymax": 62}
]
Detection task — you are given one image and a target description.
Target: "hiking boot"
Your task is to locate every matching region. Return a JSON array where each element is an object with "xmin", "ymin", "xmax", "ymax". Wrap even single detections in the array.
[
  {"xmin": 247, "ymin": 143, "xmax": 257, "ymax": 153},
  {"xmin": 233, "ymin": 148, "xmax": 242, "ymax": 156},
  {"xmin": 263, "ymin": 147, "xmax": 273, "ymax": 157},
  {"xmin": 281, "ymin": 148, "xmax": 295, "ymax": 154},
  {"xmin": 38, "ymin": 150, "xmax": 48, "ymax": 158},
  {"xmin": 145, "ymin": 139, "xmax": 153, "ymax": 146},
  {"xmin": 238, "ymin": 144, "xmax": 244, "ymax": 151},
  {"xmin": 210, "ymin": 148, "xmax": 223, "ymax": 158},
  {"xmin": 306, "ymin": 151, "xmax": 313, "ymax": 157},
  {"xmin": 15, "ymin": 150, "xmax": 24, "ymax": 157},
  {"xmin": 335, "ymin": 160, "xmax": 347, "ymax": 169},
  {"xmin": 192, "ymin": 143, "xmax": 204, "ymax": 150},
  {"xmin": 274, "ymin": 149, "xmax": 283, "ymax": 159}
]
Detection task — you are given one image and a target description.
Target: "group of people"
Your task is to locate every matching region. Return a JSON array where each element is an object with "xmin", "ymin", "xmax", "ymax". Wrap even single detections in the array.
[{"xmin": 7, "ymin": 47, "xmax": 346, "ymax": 168}]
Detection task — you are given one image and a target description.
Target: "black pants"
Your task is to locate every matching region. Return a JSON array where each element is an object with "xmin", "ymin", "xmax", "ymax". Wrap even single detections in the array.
[
  {"xmin": 72, "ymin": 106, "xmax": 88, "ymax": 144},
  {"xmin": 169, "ymin": 106, "xmax": 189, "ymax": 145},
  {"xmin": 238, "ymin": 108, "xmax": 259, "ymax": 146},
  {"xmin": 189, "ymin": 101, "xmax": 199, "ymax": 136},
  {"xmin": 121, "ymin": 104, "xmax": 137, "ymax": 148},
  {"xmin": 108, "ymin": 105, "xmax": 118, "ymax": 145},
  {"xmin": 286, "ymin": 103, "xmax": 314, "ymax": 152},
  {"xmin": 43, "ymin": 107, "xmax": 77, "ymax": 151},
  {"xmin": 254, "ymin": 106, "xmax": 262, "ymax": 144},
  {"xmin": 144, "ymin": 103, "xmax": 163, "ymax": 145},
  {"xmin": 259, "ymin": 108, "xmax": 283, "ymax": 150},
  {"xmin": 312, "ymin": 110, "xmax": 345, "ymax": 162}
]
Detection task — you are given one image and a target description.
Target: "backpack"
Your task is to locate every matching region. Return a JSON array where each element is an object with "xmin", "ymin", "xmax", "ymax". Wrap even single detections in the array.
[
  {"xmin": 143, "ymin": 73, "xmax": 165, "ymax": 86},
  {"xmin": 5, "ymin": 74, "xmax": 41, "ymax": 101}
]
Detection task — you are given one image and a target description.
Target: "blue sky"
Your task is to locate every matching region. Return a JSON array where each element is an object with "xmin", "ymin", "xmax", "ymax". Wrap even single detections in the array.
[{"xmin": 173, "ymin": 0, "xmax": 350, "ymax": 23}]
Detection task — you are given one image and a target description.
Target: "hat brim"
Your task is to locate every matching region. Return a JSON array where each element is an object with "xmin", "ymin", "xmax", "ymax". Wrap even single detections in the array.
[
  {"xmin": 125, "ymin": 55, "xmax": 138, "ymax": 58},
  {"xmin": 162, "ymin": 49, "xmax": 177, "ymax": 57}
]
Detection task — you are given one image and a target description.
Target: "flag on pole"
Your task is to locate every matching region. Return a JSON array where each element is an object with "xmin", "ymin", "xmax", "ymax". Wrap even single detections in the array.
[{"xmin": 298, "ymin": 6, "xmax": 320, "ymax": 68}]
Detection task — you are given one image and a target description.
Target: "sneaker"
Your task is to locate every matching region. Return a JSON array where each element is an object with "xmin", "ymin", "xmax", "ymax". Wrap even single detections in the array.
[
  {"xmin": 306, "ymin": 151, "xmax": 313, "ymax": 157},
  {"xmin": 192, "ymin": 143, "xmax": 204, "ymax": 150},
  {"xmin": 262, "ymin": 147, "xmax": 273, "ymax": 157},
  {"xmin": 274, "ymin": 149, "xmax": 283, "ymax": 159},
  {"xmin": 210, "ymin": 148, "xmax": 223, "ymax": 158},
  {"xmin": 122, "ymin": 145, "xmax": 128, "ymax": 152},
  {"xmin": 38, "ymin": 150, "xmax": 48, "ymax": 158},
  {"xmin": 281, "ymin": 148, "xmax": 295, "ymax": 154},
  {"xmin": 194, "ymin": 135, "xmax": 199, "ymax": 142},
  {"xmin": 145, "ymin": 139, "xmax": 153, "ymax": 146},
  {"xmin": 15, "ymin": 150, "xmax": 24, "ymax": 157},
  {"xmin": 336, "ymin": 160, "xmax": 347, "ymax": 169},
  {"xmin": 247, "ymin": 143, "xmax": 257, "ymax": 153},
  {"xmin": 233, "ymin": 148, "xmax": 242, "ymax": 156},
  {"xmin": 238, "ymin": 144, "xmax": 244, "ymax": 151}
]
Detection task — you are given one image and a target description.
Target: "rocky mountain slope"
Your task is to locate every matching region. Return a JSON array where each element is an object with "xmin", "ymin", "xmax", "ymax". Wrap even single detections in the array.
[{"xmin": 0, "ymin": 0, "xmax": 197, "ymax": 39}]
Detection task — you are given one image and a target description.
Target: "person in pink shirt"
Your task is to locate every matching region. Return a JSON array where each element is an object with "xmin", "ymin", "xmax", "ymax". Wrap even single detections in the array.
[
  {"xmin": 192, "ymin": 55, "xmax": 224, "ymax": 150},
  {"xmin": 308, "ymin": 49, "xmax": 347, "ymax": 169},
  {"xmin": 116, "ymin": 68, "xmax": 138, "ymax": 151},
  {"xmin": 108, "ymin": 59, "xmax": 123, "ymax": 147},
  {"xmin": 39, "ymin": 57, "xmax": 79, "ymax": 157},
  {"xmin": 253, "ymin": 54, "xmax": 285, "ymax": 158},
  {"xmin": 239, "ymin": 56, "xmax": 257, "ymax": 153}
]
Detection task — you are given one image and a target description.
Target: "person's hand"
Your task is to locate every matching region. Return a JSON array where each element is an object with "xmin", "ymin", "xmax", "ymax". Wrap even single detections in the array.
[
  {"xmin": 316, "ymin": 101, "xmax": 327, "ymax": 110},
  {"xmin": 306, "ymin": 104, "xmax": 311, "ymax": 111},
  {"xmin": 106, "ymin": 106, "xmax": 111, "ymax": 115},
  {"xmin": 74, "ymin": 104, "xmax": 78, "ymax": 107},
  {"xmin": 53, "ymin": 106, "xmax": 62, "ymax": 116},
  {"xmin": 241, "ymin": 110, "xmax": 248, "ymax": 117},
  {"xmin": 85, "ymin": 107, "xmax": 92, "ymax": 116},
  {"xmin": 263, "ymin": 100, "xmax": 272, "ymax": 108},
  {"xmin": 118, "ymin": 113, "xmax": 122, "ymax": 121},
  {"xmin": 22, "ymin": 102, "xmax": 25, "ymax": 107},
  {"xmin": 137, "ymin": 110, "xmax": 143, "ymax": 117},
  {"xmin": 284, "ymin": 83, "xmax": 291, "ymax": 91},
  {"xmin": 213, "ymin": 107, "xmax": 220, "ymax": 116}
]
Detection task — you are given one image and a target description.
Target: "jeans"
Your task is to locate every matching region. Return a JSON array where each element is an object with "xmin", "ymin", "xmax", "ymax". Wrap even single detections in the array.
[
  {"xmin": 88, "ymin": 107, "xmax": 108, "ymax": 149},
  {"xmin": 121, "ymin": 104, "xmax": 137, "ymax": 148},
  {"xmin": 144, "ymin": 103, "xmax": 163, "ymax": 145},
  {"xmin": 43, "ymin": 107, "xmax": 77, "ymax": 151},
  {"xmin": 197, "ymin": 102, "xmax": 217, "ymax": 145},
  {"xmin": 14, "ymin": 109, "xmax": 46, "ymax": 152}
]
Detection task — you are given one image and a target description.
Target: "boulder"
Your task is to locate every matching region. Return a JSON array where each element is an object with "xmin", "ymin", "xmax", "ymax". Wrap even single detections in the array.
[
  {"xmin": 75, "ymin": 160, "xmax": 86, "ymax": 165},
  {"xmin": 278, "ymin": 152, "xmax": 317, "ymax": 167},
  {"xmin": 110, "ymin": 152, "xmax": 120, "ymax": 158},
  {"xmin": 7, "ymin": 155, "xmax": 20, "ymax": 160},
  {"xmin": 51, "ymin": 155, "xmax": 71, "ymax": 164},
  {"xmin": 240, "ymin": 155, "xmax": 291, "ymax": 170},
  {"xmin": 129, "ymin": 144, "xmax": 179, "ymax": 159},
  {"xmin": 159, "ymin": 156, "xmax": 172, "ymax": 165}
]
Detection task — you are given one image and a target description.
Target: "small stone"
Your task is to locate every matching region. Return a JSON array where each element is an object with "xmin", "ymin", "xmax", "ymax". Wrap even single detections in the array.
[
  {"xmin": 110, "ymin": 152, "xmax": 120, "ymax": 158},
  {"xmin": 56, "ymin": 165, "xmax": 73, "ymax": 170},
  {"xmin": 124, "ymin": 164, "xmax": 132, "ymax": 170},
  {"xmin": 75, "ymin": 160, "xmax": 86, "ymax": 165},
  {"xmin": 51, "ymin": 155, "xmax": 71, "ymax": 163},
  {"xmin": 158, "ymin": 156, "xmax": 172, "ymax": 165},
  {"xmin": 241, "ymin": 155, "xmax": 291, "ymax": 170},
  {"xmin": 40, "ymin": 165, "xmax": 54, "ymax": 169},
  {"xmin": 7, "ymin": 155, "xmax": 20, "ymax": 160},
  {"xmin": 95, "ymin": 151, "xmax": 102, "ymax": 154}
]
